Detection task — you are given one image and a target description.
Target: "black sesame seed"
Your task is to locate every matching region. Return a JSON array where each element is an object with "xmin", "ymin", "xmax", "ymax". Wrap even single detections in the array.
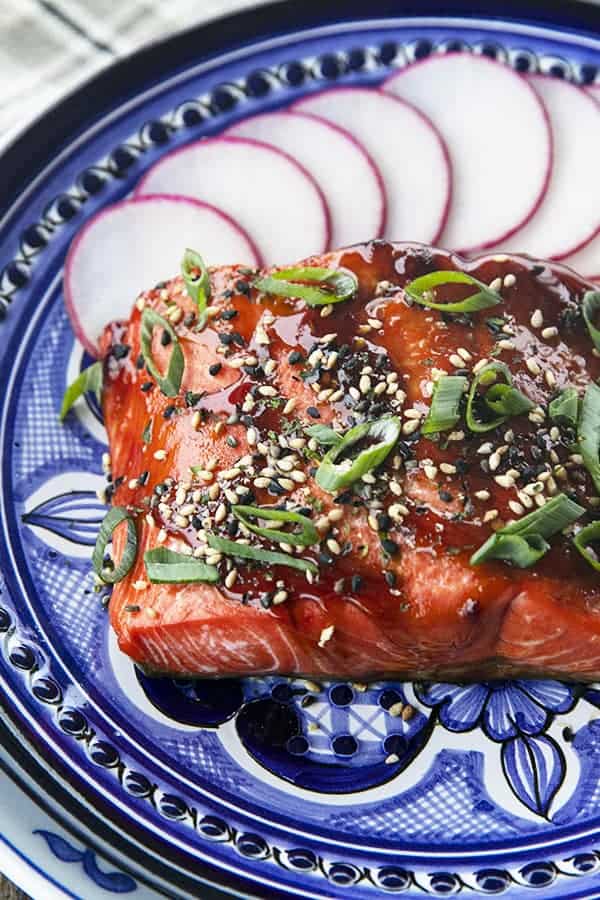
[
  {"xmin": 351, "ymin": 574, "xmax": 363, "ymax": 592},
  {"xmin": 220, "ymin": 309, "xmax": 238, "ymax": 320},
  {"xmin": 377, "ymin": 513, "xmax": 392, "ymax": 531},
  {"xmin": 268, "ymin": 480, "xmax": 286, "ymax": 496},
  {"xmin": 160, "ymin": 330, "xmax": 171, "ymax": 347},
  {"xmin": 455, "ymin": 459, "xmax": 469, "ymax": 475},
  {"xmin": 226, "ymin": 520, "xmax": 239, "ymax": 537},
  {"xmin": 288, "ymin": 350, "xmax": 304, "ymax": 365},
  {"xmin": 381, "ymin": 538, "xmax": 399, "ymax": 556},
  {"xmin": 141, "ymin": 381, "xmax": 154, "ymax": 392},
  {"xmin": 138, "ymin": 470, "xmax": 149, "ymax": 486},
  {"xmin": 319, "ymin": 552, "xmax": 334, "ymax": 566},
  {"xmin": 384, "ymin": 570, "xmax": 396, "ymax": 587},
  {"xmin": 136, "ymin": 354, "xmax": 145, "ymax": 369},
  {"xmin": 125, "ymin": 605, "xmax": 140, "ymax": 613},
  {"xmin": 163, "ymin": 405, "xmax": 176, "ymax": 419},
  {"xmin": 260, "ymin": 592, "xmax": 273, "ymax": 609},
  {"xmin": 112, "ymin": 343, "xmax": 130, "ymax": 360},
  {"xmin": 334, "ymin": 491, "xmax": 353, "ymax": 505},
  {"xmin": 183, "ymin": 312, "xmax": 196, "ymax": 328},
  {"xmin": 231, "ymin": 331, "xmax": 245, "ymax": 347},
  {"xmin": 307, "ymin": 406, "xmax": 320, "ymax": 419},
  {"xmin": 226, "ymin": 435, "xmax": 239, "ymax": 448},
  {"xmin": 218, "ymin": 333, "xmax": 234, "ymax": 346},
  {"xmin": 235, "ymin": 280, "xmax": 250, "ymax": 296},
  {"xmin": 439, "ymin": 489, "xmax": 454, "ymax": 503},
  {"xmin": 191, "ymin": 515, "xmax": 203, "ymax": 530}
]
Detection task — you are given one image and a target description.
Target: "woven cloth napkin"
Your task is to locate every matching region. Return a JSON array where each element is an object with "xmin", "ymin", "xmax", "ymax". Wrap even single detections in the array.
[{"xmin": 0, "ymin": 0, "xmax": 263, "ymax": 149}]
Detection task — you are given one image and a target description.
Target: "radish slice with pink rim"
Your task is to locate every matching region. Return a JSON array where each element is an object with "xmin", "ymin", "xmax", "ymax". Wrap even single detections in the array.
[
  {"xmin": 383, "ymin": 53, "xmax": 552, "ymax": 253},
  {"xmin": 487, "ymin": 76, "xmax": 600, "ymax": 260},
  {"xmin": 292, "ymin": 87, "xmax": 451, "ymax": 244},
  {"xmin": 64, "ymin": 194, "xmax": 259, "ymax": 358},
  {"xmin": 225, "ymin": 110, "xmax": 386, "ymax": 248},
  {"xmin": 135, "ymin": 136, "xmax": 330, "ymax": 264}
]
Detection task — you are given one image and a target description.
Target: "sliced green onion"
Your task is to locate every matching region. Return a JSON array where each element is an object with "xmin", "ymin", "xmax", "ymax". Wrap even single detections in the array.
[
  {"xmin": 182, "ymin": 248, "xmax": 211, "ymax": 323},
  {"xmin": 466, "ymin": 361, "xmax": 533, "ymax": 433},
  {"xmin": 583, "ymin": 291, "xmax": 600, "ymax": 352},
  {"xmin": 422, "ymin": 375, "xmax": 467, "ymax": 435},
  {"xmin": 573, "ymin": 522, "xmax": 600, "ymax": 572},
  {"xmin": 144, "ymin": 547, "xmax": 218, "ymax": 584},
  {"xmin": 304, "ymin": 424, "xmax": 343, "ymax": 447},
  {"xmin": 253, "ymin": 266, "xmax": 358, "ymax": 307},
  {"xmin": 207, "ymin": 534, "xmax": 317, "ymax": 574},
  {"xmin": 549, "ymin": 387, "xmax": 579, "ymax": 428},
  {"xmin": 59, "ymin": 361, "xmax": 103, "ymax": 421},
  {"xmin": 92, "ymin": 507, "xmax": 138, "ymax": 584},
  {"xmin": 578, "ymin": 383, "xmax": 600, "ymax": 494},
  {"xmin": 232, "ymin": 505, "xmax": 318, "ymax": 547},
  {"xmin": 140, "ymin": 308, "xmax": 184, "ymax": 398},
  {"xmin": 405, "ymin": 270, "xmax": 502, "ymax": 313},
  {"xmin": 471, "ymin": 493, "xmax": 584, "ymax": 568},
  {"xmin": 315, "ymin": 416, "xmax": 401, "ymax": 492}
]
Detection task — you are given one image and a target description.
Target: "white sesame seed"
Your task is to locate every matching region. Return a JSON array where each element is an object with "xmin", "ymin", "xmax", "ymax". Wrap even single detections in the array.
[
  {"xmin": 319, "ymin": 332, "xmax": 337, "ymax": 344},
  {"xmin": 483, "ymin": 509, "xmax": 499, "ymax": 522},
  {"xmin": 128, "ymin": 478, "xmax": 138, "ymax": 490},
  {"xmin": 368, "ymin": 317, "xmax": 383, "ymax": 329},
  {"xmin": 167, "ymin": 306, "xmax": 183, "ymax": 324},
  {"xmin": 278, "ymin": 478, "xmax": 295, "ymax": 491},
  {"xmin": 253, "ymin": 477, "xmax": 270, "ymax": 489},
  {"xmin": 315, "ymin": 516, "xmax": 330, "ymax": 533},
  {"xmin": 320, "ymin": 304, "xmax": 333, "ymax": 318},
  {"xmin": 449, "ymin": 353, "xmax": 464, "ymax": 368},
  {"xmin": 179, "ymin": 503, "xmax": 196, "ymax": 517},
  {"xmin": 569, "ymin": 453, "xmax": 584, "ymax": 465},
  {"xmin": 325, "ymin": 351, "xmax": 339, "ymax": 370},
  {"xmin": 258, "ymin": 385, "xmax": 277, "ymax": 397},
  {"xmin": 488, "ymin": 452, "xmax": 501, "ymax": 472},
  {"xmin": 472, "ymin": 358, "xmax": 489, "ymax": 375},
  {"xmin": 359, "ymin": 374, "xmax": 372, "ymax": 395},
  {"xmin": 541, "ymin": 326, "xmax": 558, "ymax": 340},
  {"xmin": 424, "ymin": 464, "xmax": 438, "ymax": 481},
  {"xmin": 326, "ymin": 538, "xmax": 341, "ymax": 555},
  {"xmin": 318, "ymin": 625, "xmax": 335, "ymax": 647},
  {"xmin": 477, "ymin": 442, "xmax": 493, "ymax": 455},
  {"xmin": 214, "ymin": 503, "xmax": 227, "ymax": 524},
  {"xmin": 361, "ymin": 473, "xmax": 377, "ymax": 485},
  {"xmin": 530, "ymin": 309, "xmax": 544, "ymax": 329},
  {"xmin": 206, "ymin": 553, "xmax": 222, "ymax": 566},
  {"xmin": 457, "ymin": 347, "xmax": 472, "ymax": 362},
  {"xmin": 308, "ymin": 349, "xmax": 323, "ymax": 368},
  {"xmin": 528, "ymin": 411, "xmax": 545, "ymax": 425},
  {"xmin": 153, "ymin": 449, "xmax": 167, "ymax": 461},
  {"xmin": 497, "ymin": 339, "xmax": 515, "ymax": 351},
  {"xmin": 525, "ymin": 359, "xmax": 541, "ymax": 377},
  {"xmin": 191, "ymin": 411, "xmax": 202, "ymax": 429},
  {"xmin": 157, "ymin": 528, "xmax": 167, "ymax": 543},
  {"xmin": 535, "ymin": 493, "xmax": 547, "ymax": 507},
  {"xmin": 349, "ymin": 386, "xmax": 361, "ymax": 402},
  {"xmin": 508, "ymin": 500, "xmax": 524, "ymax": 516},
  {"xmin": 133, "ymin": 580, "xmax": 148, "ymax": 591},
  {"xmin": 225, "ymin": 569, "xmax": 238, "ymax": 589},
  {"xmin": 475, "ymin": 489, "xmax": 491, "ymax": 501},
  {"xmin": 389, "ymin": 480, "xmax": 403, "ymax": 496},
  {"xmin": 255, "ymin": 325, "xmax": 270, "ymax": 345},
  {"xmin": 282, "ymin": 398, "xmax": 296, "ymax": 416},
  {"xmin": 276, "ymin": 456, "xmax": 295, "ymax": 473},
  {"xmin": 372, "ymin": 381, "xmax": 387, "ymax": 396},
  {"xmin": 402, "ymin": 420, "xmax": 420, "ymax": 436},
  {"xmin": 175, "ymin": 514, "xmax": 189, "ymax": 528},
  {"xmin": 489, "ymin": 277, "xmax": 502, "ymax": 292},
  {"xmin": 440, "ymin": 463, "xmax": 457, "ymax": 475},
  {"xmin": 503, "ymin": 273, "xmax": 516, "ymax": 288},
  {"xmin": 221, "ymin": 467, "xmax": 241, "ymax": 480},
  {"xmin": 317, "ymin": 387, "xmax": 333, "ymax": 403},
  {"xmin": 264, "ymin": 359, "xmax": 277, "ymax": 375},
  {"xmin": 545, "ymin": 370, "xmax": 557, "ymax": 389},
  {"xmin": 494, "ymin": 474, "xmax": 515, "ymax": 489}
]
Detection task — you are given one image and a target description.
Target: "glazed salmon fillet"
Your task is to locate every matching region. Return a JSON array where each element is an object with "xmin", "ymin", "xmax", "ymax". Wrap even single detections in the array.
[{"xmin": 99, "ymin": 241, "xmax": 600, "ymax": 680}]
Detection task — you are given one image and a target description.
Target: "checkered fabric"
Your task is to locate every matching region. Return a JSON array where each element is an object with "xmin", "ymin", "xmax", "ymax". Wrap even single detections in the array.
[{"xmin": 0, "ymin": 0, "xmax": 265, "ymax": 149}]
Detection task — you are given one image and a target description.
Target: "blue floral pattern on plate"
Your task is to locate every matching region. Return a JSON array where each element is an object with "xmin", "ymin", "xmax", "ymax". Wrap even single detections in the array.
[{"xmin": 1, "ymin": 6, "xmax": 600, "ymax": 898}]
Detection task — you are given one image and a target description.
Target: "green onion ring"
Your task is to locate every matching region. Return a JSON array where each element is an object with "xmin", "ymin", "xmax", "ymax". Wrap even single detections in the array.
[
  {"xmin": 315, "ymin": 416, "xmax": 401, "ymax": 492},
  {"xmin": 253, "ymin": 266, "xmax": 358, "ymax": 307},
  {"xmin": 405, "ymin": 270, "xmax": 502, "ymax": 313},
  {"xmin": 232, "ymin": 505, "xmax": 319, "ymax": 547},
  {"xmin": 144, "ymin": 547, "xmax": 219, "ymax": 583},
  {"xmin": 140, "ymin": 307, "xmax": 184, "ymax": 398},
  {"xmin": 92, "ymin": 507, "xmax": 138, "ymax": 584}
]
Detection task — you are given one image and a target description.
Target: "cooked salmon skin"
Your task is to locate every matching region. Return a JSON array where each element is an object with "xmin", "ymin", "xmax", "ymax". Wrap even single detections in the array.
[{"xmin": 99, "ymin": 241, "xmax": 600, "ymax": 680}]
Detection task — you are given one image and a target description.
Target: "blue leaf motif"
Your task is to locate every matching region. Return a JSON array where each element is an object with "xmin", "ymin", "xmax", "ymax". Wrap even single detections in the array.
[
  {"xmin": 35, "ymin": 831, "xmax": 137, "ymax": 893},
  {"xmin": 34, "ymin": 830, "xmax": 83, "ymax": 862},
  {"xmin": 83, "ymin": 850, "xmax": 138, "ymax": 893},
  {"xmin": 23, "ymin": 490, "xmax": 106, "ymax": 546},
  {"xmin": 501, "ymin": 734, "xmax": 565, "ymax": 818}
]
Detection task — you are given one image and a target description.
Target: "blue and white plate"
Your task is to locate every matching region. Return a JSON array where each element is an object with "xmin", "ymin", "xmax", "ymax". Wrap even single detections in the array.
[{"xmin": 2, "ymin": 2, "xmax": 600, "ymax": 897}]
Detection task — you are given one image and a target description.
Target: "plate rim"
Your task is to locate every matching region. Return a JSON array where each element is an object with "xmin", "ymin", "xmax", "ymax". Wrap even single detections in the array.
[{"xmin": 2, "ymin": 1, "xmax": 600, "ymax": 898}]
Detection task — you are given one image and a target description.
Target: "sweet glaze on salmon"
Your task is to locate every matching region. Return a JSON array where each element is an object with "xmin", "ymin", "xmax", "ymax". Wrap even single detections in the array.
[{"xmin": 100, "ymin": 241, "xmax": 600, "ymax": 680}]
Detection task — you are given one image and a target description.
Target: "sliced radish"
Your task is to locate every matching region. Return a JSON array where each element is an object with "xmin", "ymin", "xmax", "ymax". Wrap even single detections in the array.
[
  {"xmin": 293, "ymin": 87, "xmax": 451, "ymax": 244},
  {"xmin": 64, "ymin": 194, "xmax": 259, "ymax": 357},
  {"xmin": 225, "ymin": 110, "xmax": 385, "ymax": 248},
  {"xmin": 135, "ymin": 136, "xmax": 330, "ymax": 264},
  {"xmin": 486, "ymin": 76, "xmax": 600, "ymax": 259},
  {"xmin": 383, "ymin": 54, "xmax": 552, "ymax": 253}
]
